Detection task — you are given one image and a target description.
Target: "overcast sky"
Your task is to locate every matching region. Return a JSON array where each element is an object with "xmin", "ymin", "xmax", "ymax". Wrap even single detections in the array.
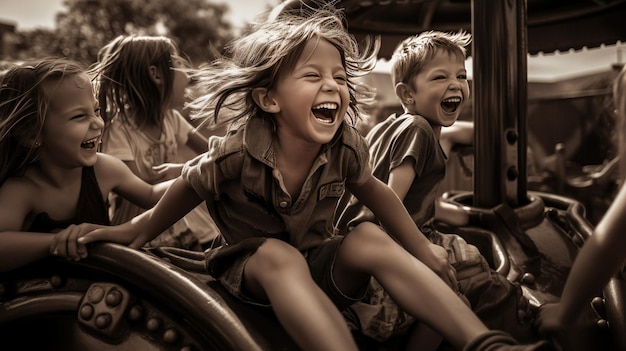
[
  {"xmin": 0, "ymin": 0, "xmax": 622, "ymax": 81},
  {"xmin": 0, "ymin": 0, "xmax": 277, "ymax": 31}
]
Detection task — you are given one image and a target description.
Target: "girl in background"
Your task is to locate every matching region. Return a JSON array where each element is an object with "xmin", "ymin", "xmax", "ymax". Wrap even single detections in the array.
[{"xmin": 91, "ymin": 35, "xmax": 218, "ymax": 250}]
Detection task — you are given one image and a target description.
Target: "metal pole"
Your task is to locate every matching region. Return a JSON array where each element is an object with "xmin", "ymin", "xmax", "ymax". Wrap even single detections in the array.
[{"xmin": 472, "ymin": 0, "xmax": 528, "ymax": 208}]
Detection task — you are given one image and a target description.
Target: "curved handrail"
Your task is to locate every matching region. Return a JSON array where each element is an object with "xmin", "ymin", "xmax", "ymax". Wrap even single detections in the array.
[{"xmin": 60, "ymin": 242, "xmax": 267, "ymax": 351}]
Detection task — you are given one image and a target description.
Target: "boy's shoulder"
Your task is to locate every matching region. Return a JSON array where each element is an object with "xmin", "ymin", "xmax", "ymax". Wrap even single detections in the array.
[
  {"xmin": 369, "ymin": 113, "xmax": 433, "ymax": 140},
  {"xmin": 392, "ymin": 113, "xmax": 431, "ymax": 129}
]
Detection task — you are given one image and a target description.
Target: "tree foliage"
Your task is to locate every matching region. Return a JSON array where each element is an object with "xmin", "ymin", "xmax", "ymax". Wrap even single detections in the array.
[{"xmin": 15, "ymin": 0, "xmax": 234, "ymax": 65}]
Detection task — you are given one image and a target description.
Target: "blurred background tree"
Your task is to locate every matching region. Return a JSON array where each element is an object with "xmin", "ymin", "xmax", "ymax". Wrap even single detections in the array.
[{"xmin": 13, "ymin": 0, "xmax": 234, "ymax": 65}]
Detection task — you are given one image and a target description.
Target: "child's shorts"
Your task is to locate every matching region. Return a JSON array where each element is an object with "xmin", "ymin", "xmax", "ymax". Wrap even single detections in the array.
[
  {"xmin": 204, "ymin": 235, "xmax": 368, "ymax": 310},
  {"xmin": 343, "ymin": 227, "xmax": 490, "ymax": 342},
  {"xmin": 342, "ymin": 277, "xmax": 416, "ymax": 342}
]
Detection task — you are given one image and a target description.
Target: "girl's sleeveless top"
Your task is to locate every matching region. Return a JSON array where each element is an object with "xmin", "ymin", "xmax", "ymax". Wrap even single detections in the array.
[{"xmin": 27, "ymin": 167, "xmax": 110, "ymax": 233}]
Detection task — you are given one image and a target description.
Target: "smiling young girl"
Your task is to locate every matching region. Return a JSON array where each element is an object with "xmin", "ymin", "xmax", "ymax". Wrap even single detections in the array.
[
  {"xmin": 80, "ymin": 7, "xmax": 553, "ymax": 351},
  {"xmin": 0, "ymin": 58, "xmax": 174, "ymax": 272}
]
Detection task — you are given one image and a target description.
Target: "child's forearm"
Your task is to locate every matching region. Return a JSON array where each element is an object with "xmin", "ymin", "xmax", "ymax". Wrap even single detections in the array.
[
  {"xmin": 187, "ymin": 128, "xmax": 209, "ymax": 154},
  {"xmin": 557, "ymin": 236, "xmax": 620, "ymax": 323},
  {"xmin": 558, "ymin": 185, "xmax": 626, "ymax": 322},
  {"xmin": 142, "ymin": 178, "xmax": 204, "ymax": 239},
  {"xmin": 0, "ymin": 232, "xmax": 53, "ymax": 272},
  {"xmin": 558, "ymin": 224, "xmax": 626, "ymax": 321},
  {"xmin": 152, "ymin": 178, "xmax": 177, "ymax": 203}
]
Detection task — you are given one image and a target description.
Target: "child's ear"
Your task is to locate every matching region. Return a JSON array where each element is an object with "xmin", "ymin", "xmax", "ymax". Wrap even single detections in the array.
[
  {"xmin": 395, "ymin": 82, "xmax": 414, "ymax": 105},
  {"xmin": 149, "ymin": 65, "xmax": 162, "ymax": 86},
  {"xmin": 251, "ymin": 88, "xmax": 280, "ymax": 113}
]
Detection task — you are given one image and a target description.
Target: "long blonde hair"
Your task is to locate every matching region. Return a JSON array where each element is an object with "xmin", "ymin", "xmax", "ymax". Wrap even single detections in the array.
[
  {"xmin": 613, "ymin": 65, "xmax": 626, "ymax": 178},
  {"xmin": 0, "ymin": 58, "xmax": 85, "ymax": 185},
  {"xmin": 189, "ymin": 6, "xmax": 379, "ymax": 129},
  {"xmin": 90, "ymin": 35, "xmax": 184, "ymax": 129}
]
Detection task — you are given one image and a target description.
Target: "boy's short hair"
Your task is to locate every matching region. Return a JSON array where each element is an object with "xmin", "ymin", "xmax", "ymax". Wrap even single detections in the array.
[{"xmin": 390, "ymin": 30, "xmax": 472, "ymax": 87}]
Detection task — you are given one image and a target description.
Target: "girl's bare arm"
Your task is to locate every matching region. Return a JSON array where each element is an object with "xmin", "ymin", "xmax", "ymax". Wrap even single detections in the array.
[
  {"xmin": 96, "ymin": 153, "xmax": 175, "ymax": 209},
  {"xmin": 0, "ymin": 179, "xmax": 54, "ymax": 272},
  {"xmin": 79, "ymin": 177, "xmax": 203, "ymax": 249},
  {"xmin": 186, "ymin": 127, "xmax": 209, "ymax": 154},
  {"xmin": 538, "ymin": 183, "xmax": 626, "ymax": 332}
]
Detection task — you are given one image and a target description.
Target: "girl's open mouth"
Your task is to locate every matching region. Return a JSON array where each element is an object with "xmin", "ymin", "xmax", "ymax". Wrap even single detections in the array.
[
  {"xmin": 81, "ymin": 136, "xmax": 100, "ymax": 149},
  {"xmin": 312, "ymin": 102, "xmax": 338, "ymax": 124}
]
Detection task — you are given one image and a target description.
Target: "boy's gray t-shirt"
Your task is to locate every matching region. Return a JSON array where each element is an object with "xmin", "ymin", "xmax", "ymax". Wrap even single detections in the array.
[{"xmin": 339, "ymin": 113, "xmax": 447, "ymax": 230}]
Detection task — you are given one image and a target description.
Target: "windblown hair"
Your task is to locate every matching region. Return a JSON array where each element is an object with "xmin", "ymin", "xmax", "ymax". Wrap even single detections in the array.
[
  {"xmin": 613, "ymin": 65, "xmax": 626, "ymax": 177},
  {"xmin": 615, "ymin": 65, "xmax": 626, "ymax": 130},
  {"xmin": 0, "ymin": 58, "xmax": 85, "ymax": 186},
  {"xmin": 189, "ymin": 5, "xmax": 379, "ymax": 128},
  {"xmin": 391, "ymin": 30, "xmax": 472, "ymax": 88},
  {"xmin": 90, "ymin": 35, "xmax": 183, "ymax": 129}
]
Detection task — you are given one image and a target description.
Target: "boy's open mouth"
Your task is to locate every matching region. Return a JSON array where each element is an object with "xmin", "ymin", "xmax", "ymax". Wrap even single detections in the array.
[
  {"xmin": 81, "ymin": 135, "xmax": 100, "ymax": 149},
  {"xmin": 312, "ymin": 103, "xmax": 338, "ymax": 124},
  {"xmin": 441, "ymin": 97, "xmax": 462, "ymax": 113}
]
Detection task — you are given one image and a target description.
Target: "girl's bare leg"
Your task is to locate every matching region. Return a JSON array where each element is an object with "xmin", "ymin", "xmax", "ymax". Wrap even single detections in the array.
[
  {"xmin": 333, "ymin": 222, "xmax": 486, "ymax": 350},
  {"xmin": 245, "ymin": 238, "xmax": 358, "ymax": 351}
]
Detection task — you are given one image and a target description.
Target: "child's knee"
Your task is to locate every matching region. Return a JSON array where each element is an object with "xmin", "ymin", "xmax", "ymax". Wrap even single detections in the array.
[
  {"xmin": 341, "ymin": 222, "xmax": 397, "ymax": 266},
  {"xmin": 347, "ymin": 222, "xmax": 395, "ymax": 250},
  {"xmin": 250, "ymin": 238, "xmax": 307, "ymax": 274}
]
